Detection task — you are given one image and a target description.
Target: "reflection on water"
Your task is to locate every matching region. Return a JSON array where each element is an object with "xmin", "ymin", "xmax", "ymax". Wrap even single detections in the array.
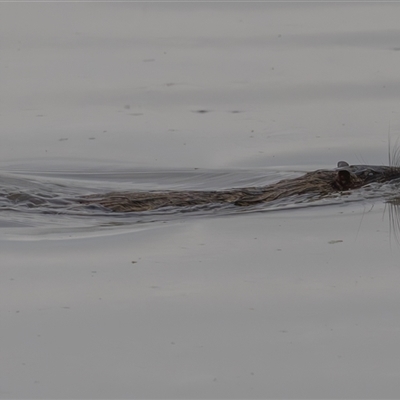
[{"xmin": 2, "ymin": 164, "xmax": 400, "ymax": 236}]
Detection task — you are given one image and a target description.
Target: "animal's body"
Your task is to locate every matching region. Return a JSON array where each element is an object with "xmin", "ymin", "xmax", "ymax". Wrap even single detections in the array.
[{"xmin": 79, "ymin": 162, "xmax": 400, "ymax": 212}]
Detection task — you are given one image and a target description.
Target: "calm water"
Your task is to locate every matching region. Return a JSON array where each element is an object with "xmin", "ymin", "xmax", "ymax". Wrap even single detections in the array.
[{"xmin": 2, "ymin": 2, "xmax": 400, "ymax": 398}]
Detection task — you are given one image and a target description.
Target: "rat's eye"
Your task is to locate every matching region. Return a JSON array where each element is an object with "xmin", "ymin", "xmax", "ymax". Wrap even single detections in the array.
[
  {"xmin": 368, "ymin": 170, "xmax": 380, "ymax": 176},
  {"xmin": 361, "ymin": 169, "xmax": 382, "ymax": 182}
]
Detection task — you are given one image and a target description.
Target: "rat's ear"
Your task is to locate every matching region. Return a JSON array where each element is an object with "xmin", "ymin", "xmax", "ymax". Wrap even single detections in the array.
[
  {"xmin": 335, "ymin": 169, "xmax": 360, "ymax": 190},
  {"xmin": 337, "ymin": 169, "xmax": 352, "ymax": 184},
  {"xmin": 337, "ymin": 161, "xmax": 349, "ymax": 168}
]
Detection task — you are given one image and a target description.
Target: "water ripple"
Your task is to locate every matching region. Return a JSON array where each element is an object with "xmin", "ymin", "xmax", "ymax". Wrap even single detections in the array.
[{"xmin": 1, "ymin": 166, "xmax": 398, "ymax": 236}]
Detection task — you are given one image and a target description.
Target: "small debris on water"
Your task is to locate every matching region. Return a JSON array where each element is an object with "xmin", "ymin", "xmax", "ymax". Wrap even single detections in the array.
[
  {"xmin": 193, "ymin": 109, "xmax": 211, "ymax": 114},
  {"xmin": 328, "ymin": 240, "xmax": 343, "ymax": 244}
]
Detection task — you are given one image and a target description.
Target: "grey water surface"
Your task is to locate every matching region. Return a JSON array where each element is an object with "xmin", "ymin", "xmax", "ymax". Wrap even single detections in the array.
[{"xmin": 2, "ymin": 2, "xmax": 400, "ymax": 398}]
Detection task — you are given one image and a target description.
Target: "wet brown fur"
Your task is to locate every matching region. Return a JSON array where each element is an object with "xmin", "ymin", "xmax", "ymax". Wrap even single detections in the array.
[{"xmin": 80, "ymin": 168, "xmax": 363, "ymax": 212}]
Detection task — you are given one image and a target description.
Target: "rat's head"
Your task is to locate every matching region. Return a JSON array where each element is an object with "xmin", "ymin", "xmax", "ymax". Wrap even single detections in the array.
[{"xmin": 336, "ymin": 161, "xmax": 400, "ymax": 186}]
